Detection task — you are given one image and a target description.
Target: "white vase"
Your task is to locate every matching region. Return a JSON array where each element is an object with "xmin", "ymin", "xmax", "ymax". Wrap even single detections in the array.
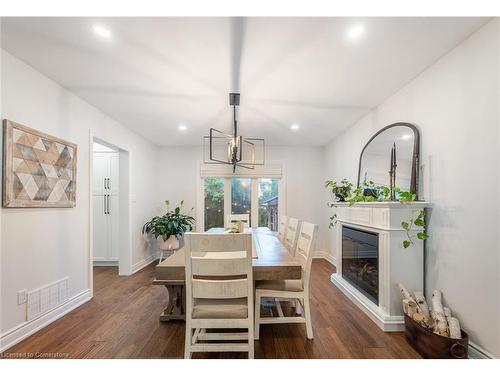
[{"xmin": 160, "ymin": 235, "xmax": 180, "ymax": 251}]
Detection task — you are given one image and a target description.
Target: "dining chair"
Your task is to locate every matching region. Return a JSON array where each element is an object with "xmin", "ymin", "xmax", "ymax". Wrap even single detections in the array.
[
  {"xmin": 227, "ymin": 214, "xmax": 250, "ymax": 228},
  {"xmin": 277, "ymin": 215, "xmax": 288, "ymax": 242},
  {"xmin": 254, "ymin": 221, "xmax": 318, "ymax": 340},
  {"xmin": 184, "ymin": 232, "xmax": 254, "ymax": 359},
  {"xmin": 283, "ymin": 217, "xmax": 301, "ymax": 255}
]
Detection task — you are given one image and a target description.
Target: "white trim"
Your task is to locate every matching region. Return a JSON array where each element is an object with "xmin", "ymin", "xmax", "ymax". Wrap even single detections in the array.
[
  {"xmin": 330, "ymin": 273, "xmax": 404, "ymax": 332},
  {"xmin": 130, "ymin": 254, "xmax": 157, "ymax": 274},
  {"xmin": 0, "ymin": 289, "xmax": 91, "ymax": 352},
  {"xmin": 313, "ymin": 251, "xmax": 337, "ymax": 266},
  {"xmin": 468, "ymin": 341, "xmax": 496, "ymax": 359}
]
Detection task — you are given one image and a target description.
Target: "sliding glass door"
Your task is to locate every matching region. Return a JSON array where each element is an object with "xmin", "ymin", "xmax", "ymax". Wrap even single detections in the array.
[
  {"xmin": 202, "ymin": 177, "xmax": 280, "ymax": 231},
  {"xmin": 204, "ymin": 177, "xmax": 224, "ymax": 231}
]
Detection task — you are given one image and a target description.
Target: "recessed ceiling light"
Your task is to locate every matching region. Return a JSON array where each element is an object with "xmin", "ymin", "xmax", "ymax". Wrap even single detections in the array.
[
  {"xmin": 93, "ymin": 25, "xmax": 112, "ymax": 39},
  {"xmin": 347, "ymin": 24, "xmax": 365, "ymax": 40},
  {"xmin": 290, "ymin": 124, "xmax": 300, "ymax": 131},
  {"xmin": 178, "ymin": 124, "xmax": 188, "ymax": 131}
]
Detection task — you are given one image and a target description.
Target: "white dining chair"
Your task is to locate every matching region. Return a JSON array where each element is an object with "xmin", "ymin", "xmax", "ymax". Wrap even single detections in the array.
[
  {"xmin": 226, "ymin": 214, "xmax": 250, "ymax": 229},
  {"xmin": 184, "ymin": 232, "xmax": 254, "ymax": 359},
  {"xmin": 254, "ymin": 221, "xmax": 318, "ymax": 340},
  {"xmin": 283, "ymin": 217, "xmax": 301, "ymax": 256},
  {"xmin": 277, "ymin": 215, "xmax": 288, "ymax": 242}
]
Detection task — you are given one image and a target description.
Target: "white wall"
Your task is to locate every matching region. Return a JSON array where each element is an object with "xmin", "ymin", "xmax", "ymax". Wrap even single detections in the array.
[
  {"xmin": 155, "ymin": 145, "xmax": 329, "ymax": 253},
  {"xmin": 0, "ymin": 50, "xmax": 159, "ymax": 343},
  {"xmin": 323, "ymin": 20, "xmax": 500, "ymax": 357}
]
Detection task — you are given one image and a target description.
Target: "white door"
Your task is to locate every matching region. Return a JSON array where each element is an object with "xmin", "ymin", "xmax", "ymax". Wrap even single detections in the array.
[
  {"xmin": 93, "ymin": 194, "xmax": 109, "ymax": 261},
  {"xmin": 93, "ymin": 153, "xmax": 110, "ymax": 195},
  {"xmin": 108, "ymin": 194, "xmax": 120, "ymax": 260}
]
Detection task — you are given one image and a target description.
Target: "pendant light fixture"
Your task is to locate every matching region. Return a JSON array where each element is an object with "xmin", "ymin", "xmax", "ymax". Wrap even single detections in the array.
[{"xmin": 204, "ymin": 93, "xmax": 265, "ymax": 172}]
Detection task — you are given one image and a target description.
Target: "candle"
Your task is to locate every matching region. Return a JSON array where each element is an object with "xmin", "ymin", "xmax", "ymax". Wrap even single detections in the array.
[
  {"xmin": 393, "ymin": 142, "xmax": 397, "ymax": 167},
  {"xmin": 390, "ymin": 145, "xmax": 394, "ymax": 171}
]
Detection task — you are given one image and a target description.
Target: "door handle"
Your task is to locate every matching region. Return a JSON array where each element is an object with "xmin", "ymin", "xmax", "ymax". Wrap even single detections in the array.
[
  {"xmin": 104, "ymin": 178, "xmax": 106, "ymax": 190},
  {"xmin": 108, "ymin": 178, "xmax": 111, "ymax": 190},
  {"xmin": 107, "ymin": 195, "xmax": 110, "ymax": 214},
  {"xmin": 104, "ymin": 195, "xmax": 107, "ymax": 214}
]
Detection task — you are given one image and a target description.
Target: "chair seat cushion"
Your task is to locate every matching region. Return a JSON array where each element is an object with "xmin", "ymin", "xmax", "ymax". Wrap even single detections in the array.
[
  {"xmin": 255, "ymin": 279, "xmax": 304, "ymax": 292},
  {"xmin": 192, "ymin": 298, "xmax": 248, "ymax": 319}
]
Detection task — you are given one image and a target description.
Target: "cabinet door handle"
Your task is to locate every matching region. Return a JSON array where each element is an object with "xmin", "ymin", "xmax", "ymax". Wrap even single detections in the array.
[
  {"xmin": 104, "ymin": 195, "xmax": 107, "ymax": 214},
  {"xmin": 108, "ymin": 178, "xmax": 111, "ymax": 190},
  {"xmin": 104, "ymin": 178, "xmax": 106, "ymax": 190},
  {"xmin": 107, "ymin": 195, "xmax": 110, "ymax": 214}
]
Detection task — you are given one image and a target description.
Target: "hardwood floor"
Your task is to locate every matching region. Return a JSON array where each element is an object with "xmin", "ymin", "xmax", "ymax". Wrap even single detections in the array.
[{"xmin": 5, "ymin": 260, "xmax": 420, "ymax": 359}]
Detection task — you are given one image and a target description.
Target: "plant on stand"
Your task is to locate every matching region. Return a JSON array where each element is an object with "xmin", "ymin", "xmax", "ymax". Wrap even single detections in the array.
[{"xmin": 142, "ymin": 200, "xmax": 195, "ymax": 256}]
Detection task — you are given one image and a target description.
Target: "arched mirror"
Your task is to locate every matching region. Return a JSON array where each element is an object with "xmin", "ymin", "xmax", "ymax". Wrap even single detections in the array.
[{"xmin": 357, "ymin": 122, "xmax": 420, "ymax": 197}]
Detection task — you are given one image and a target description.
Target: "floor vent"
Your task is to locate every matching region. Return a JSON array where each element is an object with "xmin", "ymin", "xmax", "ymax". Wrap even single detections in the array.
[{"xmin": 26, "ymin": 278, "xmax": 69, "ymax": 321}]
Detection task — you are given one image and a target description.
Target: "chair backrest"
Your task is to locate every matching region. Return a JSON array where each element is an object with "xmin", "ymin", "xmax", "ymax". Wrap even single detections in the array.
[
  {"xmin": 295, "ymin": 222, "xmax": 318, "ymax": 290},
  {"xmin": 184, "ymin": 232, "xmax": 253, "ymax": 319},
  {"xmin": 278, "ymin": 215, "xmax": 288, "ymax": 242},
  {"xmin": 227, "ymin": 214, "xmax": 250, "ymax": 229},
  {"xmin": 283, "ymin": 217, "xmax": 301, "ymax": 255}
]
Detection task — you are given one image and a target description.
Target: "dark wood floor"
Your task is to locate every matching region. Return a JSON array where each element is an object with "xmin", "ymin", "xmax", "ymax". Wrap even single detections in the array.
[{"xmin": 5, "ymin": 259, "xmax": 420, "ymax": 359}]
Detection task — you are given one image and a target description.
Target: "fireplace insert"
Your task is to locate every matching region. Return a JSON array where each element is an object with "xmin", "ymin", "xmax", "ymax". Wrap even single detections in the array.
[{"xmin": 342, "ymin": 226, "xmax": 379, "ymax": 305}]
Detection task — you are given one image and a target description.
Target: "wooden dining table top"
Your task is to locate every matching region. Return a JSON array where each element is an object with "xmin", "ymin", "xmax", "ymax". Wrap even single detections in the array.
[{"xmin": 154, "ymin": 227, "xmax": 303, "ymax": 282}]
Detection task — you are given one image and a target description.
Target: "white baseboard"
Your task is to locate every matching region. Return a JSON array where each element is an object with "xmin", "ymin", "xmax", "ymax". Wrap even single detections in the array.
[
  {"xmin": 313, "ymin": 251, "xmax": 337, "ymax": 266},
  {"xmin": 469, "ymin": 341, "xmax": 495, "ymax": 359},
  {"xmin": 0, "ymin": 289, "xmax": 91, "ymax": 352},
  {"xmin": 130, "ymin": 254, "xmax": 157, "ymax": 274}
]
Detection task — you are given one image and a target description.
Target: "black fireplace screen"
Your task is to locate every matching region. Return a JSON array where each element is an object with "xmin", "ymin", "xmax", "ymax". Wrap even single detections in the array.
[{"xmin": 342, "ymin": 226, "xmax": 379, "ymax": 305}]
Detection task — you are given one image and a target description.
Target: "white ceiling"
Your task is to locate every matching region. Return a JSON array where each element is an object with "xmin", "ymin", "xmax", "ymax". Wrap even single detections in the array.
[{"xmin": 1, "ymin": 17, "xmax": 489, "ymax": 146}]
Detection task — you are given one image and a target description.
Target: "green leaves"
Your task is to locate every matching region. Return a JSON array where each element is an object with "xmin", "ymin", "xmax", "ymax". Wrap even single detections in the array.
[
  {"xmin": 416, "ymin": 232, "xmax": 429, "ymax": 240},
  {"xmin": 324, "ymin": 178, "xmax": 430, "ymax": 249},
  {"xmin": 143, "ymin": 199, "xmax": 196, "ymax": 240},
  {"xmin": 401, "ymin": 209, "xmax": 429, "ymax": 249},
  {"xmin": 325, "ymin": 178, "xmax": 353, "ymax": 201}
]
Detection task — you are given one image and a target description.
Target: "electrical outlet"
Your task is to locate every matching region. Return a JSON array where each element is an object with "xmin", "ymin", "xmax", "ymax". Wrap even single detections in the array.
[{"xmin": 17, "ymin": 289, "xmax": 27, "ymax": 305}]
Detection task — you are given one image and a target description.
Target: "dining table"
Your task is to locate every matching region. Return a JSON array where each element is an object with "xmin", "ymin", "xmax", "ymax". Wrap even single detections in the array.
[{"xmin": 153, "ymin": 227, "xmax": 303, "ymax": 321}]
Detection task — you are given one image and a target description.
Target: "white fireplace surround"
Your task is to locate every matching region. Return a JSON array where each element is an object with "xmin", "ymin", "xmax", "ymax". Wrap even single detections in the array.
[{"xmin": 330, "ymin": 201, "xmax": 429, "ymax": 332}]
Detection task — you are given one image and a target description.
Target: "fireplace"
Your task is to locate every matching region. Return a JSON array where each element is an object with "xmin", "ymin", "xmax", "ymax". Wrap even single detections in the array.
[{"xmin": 342, "ymin": 226, "xmax": 379, "ymax": 305}]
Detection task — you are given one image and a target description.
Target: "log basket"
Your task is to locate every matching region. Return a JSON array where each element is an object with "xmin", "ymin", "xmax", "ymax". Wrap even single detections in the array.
[{"xmin": 404, "ymin": 315, "xmax": 469, "ymax": 359}]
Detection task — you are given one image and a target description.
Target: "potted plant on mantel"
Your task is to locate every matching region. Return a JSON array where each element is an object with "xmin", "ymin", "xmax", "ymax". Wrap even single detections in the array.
[
  {"xmin": 324, "ymin": 178, "xmax": 353, "ymax": 202},
  {"xmin": 142, "ymin": 200, "xmax": 195, "ymax": 251}
]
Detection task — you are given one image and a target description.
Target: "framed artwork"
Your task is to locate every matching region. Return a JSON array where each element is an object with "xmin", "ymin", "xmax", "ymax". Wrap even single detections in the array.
[{"xmin": 2, "ymin": 119, "xmax": 77, "ymax": 207}]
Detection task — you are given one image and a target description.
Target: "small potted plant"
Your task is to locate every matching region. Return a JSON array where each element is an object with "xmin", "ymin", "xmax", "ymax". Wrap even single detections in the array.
[
  {"xmin": 142, "ymin": 200, "xmax": 195, "ymax": 251},
  {"xmin": 324, "ymin": 178, "xmax": 353, "ymax": 202}
]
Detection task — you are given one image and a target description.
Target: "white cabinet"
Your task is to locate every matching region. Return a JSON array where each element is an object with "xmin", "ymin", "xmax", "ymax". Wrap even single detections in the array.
[{"xmin": 93, "ymin": 152, "xmax": 119, "ymax": 263}]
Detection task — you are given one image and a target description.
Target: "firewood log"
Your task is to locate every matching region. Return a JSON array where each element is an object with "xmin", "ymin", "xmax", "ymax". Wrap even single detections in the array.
[
  {"xmin": 397, "ymin": 283, "xmax": 414, "ymax": 301},
  {"xmin": 412, "ymin": 312, "xmax": 428, "ymax": 327},
  {"xmin": 402, "ymin": 299, "xmax": 410, "ymax": 315},
  {"xmin": 447, "ymin": 317, "xmax": 462, "ymax": 339},
  {"xmin": 431, "ymin": 290, "xmax": 449, "ymax": 337},
  {"xmin": 407, "ymin": 300, "xmax": 418, "ymax": 318},
  {"xmin": 414, "ymin": 291, "xmax": 430, "ymax": 319}
]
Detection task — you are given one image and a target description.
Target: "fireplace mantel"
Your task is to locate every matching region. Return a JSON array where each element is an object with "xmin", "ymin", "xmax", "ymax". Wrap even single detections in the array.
[{"xmin": 330, "ymin": 201, "xmax": 430, "ymax": 331}]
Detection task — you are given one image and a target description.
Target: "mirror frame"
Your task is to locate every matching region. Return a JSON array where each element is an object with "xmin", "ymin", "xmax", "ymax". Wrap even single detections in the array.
[{"xmin": 357, "ymin": 122, "xmax": 420, "ymax": 198}]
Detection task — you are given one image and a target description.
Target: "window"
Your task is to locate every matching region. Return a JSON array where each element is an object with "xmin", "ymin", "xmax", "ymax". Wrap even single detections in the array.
[
  {"xmin": 258, "ymin": 178, "xmax": 279, "ymax": 231},
  {"xmin": 204, "ymin": 178, "xmax": 224, "ymax": 231},
  {"xmin": 202, "ymin": 176, "xmax": 281, "ymax": 231},
  {"xmin": 231, "ymin": 178, "xmax": 251, "ymax": 223}
]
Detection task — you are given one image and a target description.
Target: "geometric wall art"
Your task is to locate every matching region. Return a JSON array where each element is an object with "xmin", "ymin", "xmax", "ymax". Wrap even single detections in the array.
[{"xmin": 2, "ymin": 119, "xmax": 77, "ymax": 207}]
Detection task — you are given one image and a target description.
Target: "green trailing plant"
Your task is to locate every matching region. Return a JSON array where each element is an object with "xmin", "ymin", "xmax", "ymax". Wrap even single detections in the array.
[
  {"xmin": 142, "ymin": 200, "xmax": 195, "ymax": 242},
  {"xmin": 324, "ymin": 178, "xmax": 353, "ymax": 202},
  {"xmin": 325, "ymin": 178, "xmax": 429, "ymax": 248},
  {"xmin": 401, "ymin": 209, "xmax": 429, "ymax": 248}
]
